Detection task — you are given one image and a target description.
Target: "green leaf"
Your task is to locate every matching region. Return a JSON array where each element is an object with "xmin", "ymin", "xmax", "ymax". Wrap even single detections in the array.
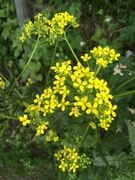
[
  {"xmin": 125, "ymin": 119, "xmax": 135, "ymax": 154},
  {"xmin": 96, "ymin": 9, "xmax": 104, "ymax": 15},
  {"xmin": 93, "ymin": 155, "xmax": 115, "ymax": 167},
  {"xmin": 34, "ymin": 73, "xmax": 43, "ymax": 81},
  {"xmin": 129, "ymin": 12, "xmax": 135, "ymax": 24},
  {"xmin": 90, "ymin": 28, "xmax": 103, "ymax": 42},
  {"xmin": 1, "ymin": 28, "xmax": 10, "ymax": 40},
  {"xmin": 99, "ymin": 38, "xmax": 108, "ymax": 46},
  {"xmin": 19, "ymin": 59, "xmax": 26, "ymax": 69},
  {"xmin": 0, "ymin": 9, "xmax": 7, "ymax": 18}
]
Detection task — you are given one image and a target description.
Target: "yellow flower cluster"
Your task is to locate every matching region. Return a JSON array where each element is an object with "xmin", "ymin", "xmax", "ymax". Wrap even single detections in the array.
[
  {"xmin": 69, "ymin": 62, "xmax": 117, "ymax": 130},
  {"xmin": 20, "ymin": 12, "xmax": 79, "ymax": 44},
  {"xmin": 0, "ymin": 77, "xmax": 5, "ymax": 89},
  {"xmin": 19, "ymin": 45, "xmax": 120, "ymax": 174},
  {"xmin": 46, "ymin": 130, "xmax": 59, "ymax": 142},
  {"xmin": 19, "ymin": 103, "xmax": 49, "ymax": 136},
  {"xmin": 21, "ymin": 54, "xmax": 117, "ymax": 131},
  {"xmin": 55, "ymin": 146, "xmax": 91, "ymax": 173},
  {"xmin": 90, "ymin": 46, "xmax": 120, "ymax": 67}
]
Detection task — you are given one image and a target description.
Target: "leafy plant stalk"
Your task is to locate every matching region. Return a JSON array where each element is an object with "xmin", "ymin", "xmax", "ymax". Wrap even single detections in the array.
[
  {"xmin": 77, "ymin": 123, "xmax": 90, "ymax": 151},
  {"xmin": 63, "ymin": 31, "xmax": 80, "ymax": 63},
  {"xmin": 0, "ymin": 121, "xmax": 8, "ymax": 138},
  {"xmin": 95, "ymin": 65, "xmax": 102, "ymax": 76},
  {"xmin": 44, "ymin": 40, "xmax": 58, "ymax": 88},
  {"xmin": 114, "ymin": 89, "xmax": 135, "ymax": 98},
  {"xmin": 116, "ymin": 76, "xmax": 135, "ymax": 91},
  {"xmin": 7, "ymin": 36, "xmax": 40, "ymax": 97}
]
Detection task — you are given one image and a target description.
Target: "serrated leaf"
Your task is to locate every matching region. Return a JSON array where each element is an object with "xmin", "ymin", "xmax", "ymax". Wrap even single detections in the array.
[
  {"xmin": 1, "ymin": 28, "xmax": 10, "ymax": 40},
  {"xmin": 93, "ymin": 155, "xmax": 121, "ymax": 169},
  {"xmin": 125, "ymin": 119, "xmax": 135, "ymax": 153}
]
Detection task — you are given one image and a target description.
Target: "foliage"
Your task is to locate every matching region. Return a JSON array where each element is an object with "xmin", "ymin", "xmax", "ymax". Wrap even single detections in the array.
[{"xmin": 0, "ymin": 0, "xmax": 135, "ymax": 179}]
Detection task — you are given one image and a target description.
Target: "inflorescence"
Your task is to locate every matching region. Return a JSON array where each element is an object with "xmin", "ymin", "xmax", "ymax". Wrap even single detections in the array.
[
  {"xmin": 55, "ymin": 146, "xmax": 91, "ymax": 173},
  {"xmin": 20, "ymin": 12, "xmax": 79, "ymax": 44},
  {"xmin": 19, "ymin": 12, "xmax": 120, "ymax": 174}
]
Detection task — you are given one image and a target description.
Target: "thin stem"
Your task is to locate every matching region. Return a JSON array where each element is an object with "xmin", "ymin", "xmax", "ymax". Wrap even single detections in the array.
[
  {"xmin": 0, "ymin": 121, "xmax": 8, "ymax": 138},
  {"xmin": 14, "ymin": 89, "xmax": 23, "ymax": 98},
  {"xmin": 7, "ymin": 36, "xmax": 40, "ymax": 96},
  {"xmin": 116, "ymin": 76, "xmax": 135, "ymax": 91},
  {"xmin": 0, "ymin": 74, "xmax": 24, "ymax": 98},
  {"xmin": 95, "ymin": 65, "xmax": 102, "ymax": 77},
  {"xmin": 0, "ymin": 115, "xmax": 18, "ymax": 120},
  {"xmin": 114, "ymin": 89, "xmax": 135, "ymax": 98},
  {"xmin": 77, "ymin": 122, "xmax": 90, "ymax": 151},
  {"xmin": 63, "ymin": 32, "xmax": 80, "ymax": 63},
  {"xmin": 45, "ymin": 40, "xmax": 58, "ymax": 88},
  {"xmin": 0, "ymin": 73, "xmax": 10, "ymax": 84}
]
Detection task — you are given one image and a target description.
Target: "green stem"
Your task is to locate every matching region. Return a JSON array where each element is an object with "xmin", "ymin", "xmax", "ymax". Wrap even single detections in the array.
[
  {"xmin": 7, "ymin": 36, "xmax": 40, "ymax": 96},
  {"xmin": 0, "ymin": 121, "xmax": 9, "ymax": 138},
  {"xmin": 0, "ymin": 73, "xmax": 10, "ymax": 83},
  {"xmin": 0, "ymin": 115, "xmax": 18, "ymax": 120},
  {"xmin": 63, "ymin": 32, "xmax": 80, "ymax": 63},
  {"xmin": 45, "ymin": 40, "xmax": 58, "ymax": 88},
  {"xmin": 77, "ymin": 122, "xmax": 90, "ymax": 151},
  {"xmin": 116, "ymin": 76, "xmax": 135, "ymax": 91},
  {"xmin": 0, "ymin": 73, "xmax": 24, "ymax": 98},
  {"xmin": 95, "ymin": 65, "xmax": 102, "ymax": 76},
  {"xmin": 14, "ymin": 89, "xmax": 23, "ymax": 98},
  {"xmin": 114, "ymin": 89, "xmax": 135, "ymax": 98}
]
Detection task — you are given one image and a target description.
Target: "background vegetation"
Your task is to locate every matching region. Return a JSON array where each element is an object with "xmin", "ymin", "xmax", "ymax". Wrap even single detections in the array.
[{"xmin": 0, "ymin": 0, "xmax": 135, "ymax": 179}]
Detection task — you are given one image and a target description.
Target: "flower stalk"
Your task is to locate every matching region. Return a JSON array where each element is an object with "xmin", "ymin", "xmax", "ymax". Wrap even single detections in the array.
[{"xmin": 7, "ymin": 36, "xmax": 40, "ymax": 96}]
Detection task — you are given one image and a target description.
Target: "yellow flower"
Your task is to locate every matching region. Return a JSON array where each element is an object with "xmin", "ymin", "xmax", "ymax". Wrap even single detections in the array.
[
  {"xmin": 7, "ymin": 60, "xmax": 13, "ymax": 68},
  {"xmin": 19, "ymin": 114, "xmax": 30, "ymax": 126},
  {"xmin": 35, "ymin": 121, "xmax": 49, "ymax": 136},
  {"xmin": 34, "ymin": 94, "xmax": 43, "ymax": 106},
  {"xmin": 54, "ymin": 75, "xmax": 66, "ymax": 86},
  {"xmin": 81, "ymin": 53, "xmax": 91, "ymax": 62},
  {"xmin": 59, "ymin": 60, "xmax": 72, "ymax": 75},
  {"xmin": 74, "ymin": 96, "xmax": 88, "ymax": 111},
  {"xmin": 59, "ymin": 85, "xmax": 70, "ymax": 98},
  {"xmin": 55, "ymin": 151, "xmax": 62, "ymax": 161},
  {"xmin": 57, "ymin": 98, "xmax": 70, "ymax": 111},
  {"xmin": 89, "ymin": 122, "xmax": 96, "ymax": 129},
  {"xmin": 19, "ymin": 33, "xmax": 25, "ymax": 42},
  {"xmin": 73, "ymin": 78, "xmax": 87, "ymax": 92},
  {"xmin": 69, "ymin": 162, "xmax": 79, "ymax": 173},
  {"xmin": 69, "ymin": 107, "xmax": 81, "ymax": 117},
  {"xmin": 24, "ymin": 21, "xmax": 34, "ymax": 38},
  {"xmin": 86, "ymin": 102, "xmax": 92, "ymax": 114},
  {"xmin": 26, "ymin": 78, "xmax": 33, "ymax": 87},
  {"xmin": 0, "ymin": 77, "xmax": 5, "ymax": 89},
  {"xmin": 51, "ymin": 62, "xmax": 60, "ymax": 73},
  {"xmin": 53, "ymin": 136, "xmax": 59, "ymax": 142},
  {"xmin": 59, "ymin": 160, "xmax": 68, "ymax": 172}
]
